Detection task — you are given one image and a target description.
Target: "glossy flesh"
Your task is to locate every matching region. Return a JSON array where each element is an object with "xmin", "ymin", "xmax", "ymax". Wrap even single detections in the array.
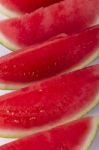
[
  {"xmin": 0, "ymin": 117, "xmax": 98, "ymax": 149},
  {"xmin": 0, "ymin": 65, "xmax": 98, "ymax": 137},
  {"xmin": 0, "ymin": 0, "xmax": 62, "ymax": 16},
  {"xmin": 0, "ymin": 0, "xmax": 99, "ymax": 49},
  {"xmin": 0, "ymin": 25, "xmax": 99, "ymax": 89}
]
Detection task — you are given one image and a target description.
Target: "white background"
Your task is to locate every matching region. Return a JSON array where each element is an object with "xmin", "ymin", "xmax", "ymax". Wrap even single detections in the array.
[{"xmin": 0, "ymin": 14, "xmax": 99, "ymax": 149}]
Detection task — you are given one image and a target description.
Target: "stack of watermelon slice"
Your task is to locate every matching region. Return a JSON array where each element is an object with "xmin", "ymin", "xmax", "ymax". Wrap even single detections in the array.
[{"xmin": 0, "ymin": 0, "xmax": 99, "ymax": 149}]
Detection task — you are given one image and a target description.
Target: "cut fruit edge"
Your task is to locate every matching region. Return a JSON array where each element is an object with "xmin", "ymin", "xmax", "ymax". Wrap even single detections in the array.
[
  {"xmin": 81, "ymin": 116, "xmax": 99, "ymax": 150},
  {"xmin": 0, "ymin": 33, "xmax": 21, "ymax": 50},
  {"xmin": 0, "ymin": 49, "xmax": 98, "ymax": 90},
  {"xmin": 0, "ymin": 16, "xmax": 99, "ymax": 50},
  {"xmin": 0, "ymin": 82, "xmax": 31, "ymax": 90},
  {"xmin": 0, "ymin": 94, "xmax": 98, "ymax": 138},
  {"xmin": 0, "ymin": 4, "xmax": 22, "ymax": 18},
  {"xmin": 0, "ymin": 2, "xmax": 99, "ymax": 21},
  {"xmin": 0, "ymin": 117, "xmax": 98, "ymax": 150},
  {"xmin": 63, "ymin": 48, "xmax": 99, "ymax": 73},
  {"xmin": 0, "ymin": 32, "xmax": 68, "ymax": 51}
]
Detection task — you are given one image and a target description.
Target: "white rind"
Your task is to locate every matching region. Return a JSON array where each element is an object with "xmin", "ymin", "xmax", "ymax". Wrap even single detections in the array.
[
  {"xmin": 92, "ymin": 16, "xmax": 99, "ymax": 26},
  {"xmin": 0, "ymin": 33, "xmax": 21, "ymax": 50},
  {"xmin": 0, "ymin": 32, "xmax": 67, "ymax": 51},
  {"xmin": 0, "ymin": 94, "xmax": 98, "ymax": 138},
  {"xmin": 81, "ymin": 117, "xmax": 99, "ymax": 150},
  {"xmin": 66, "ymin": 48, "xmax": 99, "ymax": 73},
  {"xmin": 0, "ymin": 48, "xmax": 98, "ymax": 90},
  {"xmin": 0, "ymin": 4, "xmax": 22, "ymax": 18},
  {"xmin": 0, "ymin": 82, "xmax": 31, "ymax": 90},
  {"xmin": 0, "ymin": 14, "xmax": 99, "ymax": 50}
]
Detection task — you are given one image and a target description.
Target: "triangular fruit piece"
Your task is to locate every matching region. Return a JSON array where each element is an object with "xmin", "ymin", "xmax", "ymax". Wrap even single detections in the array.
[
  {"xmin": 0, "ymin": 0, "xmax": 99, "ymax": 49},
  {"xmin": 0, "ymin": 0, "xmax": 62, "ymax": 17},
  {"xmin": 0, "ymin": 117, "xmax": 98, "ymax": 150},
  {"xmin": 0, "ymin": 64, "xmax": 98, "ymax": 138},
  {"xmin": 0, "ymin": 25, "xmax": 99, "ymax": 90}
]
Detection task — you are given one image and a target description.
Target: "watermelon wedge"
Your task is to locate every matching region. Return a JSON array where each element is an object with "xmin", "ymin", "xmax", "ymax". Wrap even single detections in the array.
[
  {"xmin": 0, "ymin": 25, "xmax": 99, "ymax": 90},
  {"xmin": 0, "ymin": 117, "xmax": 98, "ymax": 150},
  {"xmin": 0, "ymin": 64, "xmax": 98, "ymax": 138},
  {"xmin": 0, "ymin": 0, "xmax": 99, "ymax": 49},
  {"xmin": 0, "ymin": 0, "xmax": 62, "ymax": 17}
]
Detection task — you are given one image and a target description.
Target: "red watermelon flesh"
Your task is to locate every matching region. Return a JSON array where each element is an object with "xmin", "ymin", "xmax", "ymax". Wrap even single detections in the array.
[
  {"xmin": 0, "ymin": 0, "xmax": 99, "ymax": 49},
  {"xmin": 0, "ymin": 65, "xmax": 98, "ymax": 138},
  {"xmin": 0, "ymin": 0, "xmax": 62, "ymax": 17},
  {"xmin": 0, "ymin": 25, "xmax": 99, "ymax": 90},
  {"xmin": 0, "ymin": 117, "xmax": 98, "ymax": 149}
]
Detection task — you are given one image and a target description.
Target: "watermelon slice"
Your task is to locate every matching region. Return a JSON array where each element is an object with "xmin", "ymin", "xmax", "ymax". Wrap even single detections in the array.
[
  {"xmin": 0, "ymin": 117, "xmax": 98, "ymax": 150},
  {"xmin": 0, "ymin": 0, "xmax": 62, "ymax": 17},
  {"xmin": 0, "ymin": 64, "xmax": 98, "ymax": 138},
  {"xmin": 0, "ymin": 0, "xmax": 99, "ymax": 50},
  {"xmin": 0, "ymin": 25, "xmax": 99, "ymax": 90}
]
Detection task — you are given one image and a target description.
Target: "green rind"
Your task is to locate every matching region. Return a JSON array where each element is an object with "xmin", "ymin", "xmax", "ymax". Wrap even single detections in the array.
[
  {"xmin": 0, "ymin": 82, "xmax": 31, "ymax": 90},
  {"xmin": 0, "ymin": 117, "xmax": 98, "ymax": 150},
  {"xmin": 0, "ymin": 94, "xmax": 98, "ymax": 138},
  {"xmin": 82, "ymin": 117, "xmax": 99, "ymax": 150},
  {"xmin": 0, "ymin": 33, "xmax": 21, "ymax": 50},
  {"xmin": 0, "ymin": 4, "xmax": 22, "ymax": 18},
  {"xmin": 0, "ymin": 50, "xmax": 98, "ymax": 90},
  {"xmin": 64, "ymin": 49, "xmax": 99, "ymax": 73},
  {"xmin": 0, "ymin": 17, "xmax": 99, "ymax": 50}
]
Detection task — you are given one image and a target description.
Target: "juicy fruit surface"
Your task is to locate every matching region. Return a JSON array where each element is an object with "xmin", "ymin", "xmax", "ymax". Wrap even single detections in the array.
[
  {"xmin": 0, "ymin": 65, "xmax": 98, "ymax": 131},
  {"xmin": 0, "ymin": 0, "xmax": 99, "ymax": 49},
  {"xmin": 0, "ymin": 0, "xmax": 62, "ymax": 15},
  {"xmin": 0, "ymin": 117, "xmax": 98, "ymax": 150},
  {"xmin": 0, "ymin": 25, "xmax": 99, "ymax": 85}
]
